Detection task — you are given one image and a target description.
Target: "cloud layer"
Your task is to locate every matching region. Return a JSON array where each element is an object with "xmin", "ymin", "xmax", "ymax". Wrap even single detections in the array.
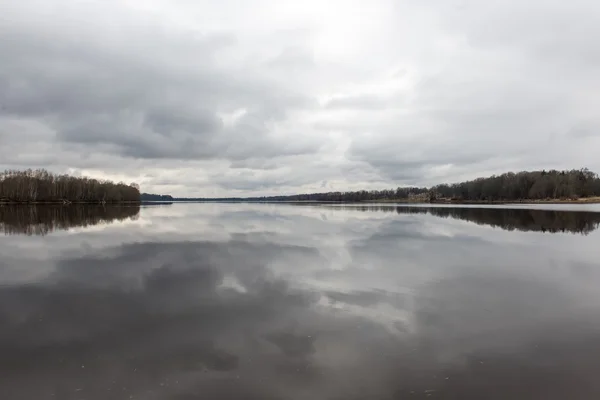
[{"xmin": 1, "ymin": 0, "xmax": 599, "ymax": 195}]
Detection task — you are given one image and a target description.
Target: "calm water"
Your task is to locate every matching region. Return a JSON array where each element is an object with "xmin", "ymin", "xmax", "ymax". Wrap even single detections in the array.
[{"xmin": 2, "ymin": 203, "xmax": 600, "ymax": 399}]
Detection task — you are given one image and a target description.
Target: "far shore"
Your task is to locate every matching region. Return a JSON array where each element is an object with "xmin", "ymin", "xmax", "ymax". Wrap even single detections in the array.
[
  {"xmin": 372, "ymin": 197, "xmax": 600, "ymax": 205},
  {"xmin": 3, "ymin": 198, "xmax": 600, "ymax": 206}
]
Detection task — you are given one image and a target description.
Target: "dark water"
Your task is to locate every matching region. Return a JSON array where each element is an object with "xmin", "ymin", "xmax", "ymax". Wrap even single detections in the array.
[{"xmin": 1, "ymin": 203, "xmax": 600, "ymax": 399}]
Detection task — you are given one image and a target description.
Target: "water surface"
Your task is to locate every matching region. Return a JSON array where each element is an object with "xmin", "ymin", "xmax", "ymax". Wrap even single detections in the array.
[{"xmin": 1, "ymin": 203, "xmax": 600, "ymax": 399}]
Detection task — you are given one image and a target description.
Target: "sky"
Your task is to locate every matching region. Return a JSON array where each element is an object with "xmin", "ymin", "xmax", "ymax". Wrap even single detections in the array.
[{"xmin": 1, "ymin": 0, "xmax": 599, "ymax": 197}]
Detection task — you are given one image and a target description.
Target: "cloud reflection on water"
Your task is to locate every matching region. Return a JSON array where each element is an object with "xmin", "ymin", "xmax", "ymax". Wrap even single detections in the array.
[{"xmin": 0, "ymin": 203, "xmax": 600, "ymax": 399}]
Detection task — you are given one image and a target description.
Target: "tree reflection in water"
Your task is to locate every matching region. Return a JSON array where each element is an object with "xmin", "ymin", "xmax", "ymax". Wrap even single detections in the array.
[
  {"xmin": 336, "ymin": 205, "xmax": 600, "ymax": 235},
  {"xmin": 0, "ymin": 205, "xmax": 140, "ymax": 236}
]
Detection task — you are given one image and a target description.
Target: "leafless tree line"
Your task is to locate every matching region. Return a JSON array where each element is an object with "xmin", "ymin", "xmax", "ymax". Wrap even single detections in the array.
[
  {"xmin": 432, "ymin": 168, "xmax": 600, "ymax": 201},
  {"xmin": 0, "ymin": 169, "xmax": 140, "ymax": 203}
]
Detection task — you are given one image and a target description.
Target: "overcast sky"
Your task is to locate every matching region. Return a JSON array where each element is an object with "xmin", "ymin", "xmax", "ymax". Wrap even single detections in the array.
[{"xmin": 1, "ymin": 0, "xmax": 599, "ymax": 196}]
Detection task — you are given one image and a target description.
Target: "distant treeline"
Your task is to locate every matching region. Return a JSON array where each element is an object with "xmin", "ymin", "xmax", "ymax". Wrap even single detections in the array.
[
  {"xmin": 0, "ymin": 169, "xmax": 140, "ymax": 203},
  {"xmin": 432, "ymin": 168, "xmax": 600, "ymax": 201},
  {"xmin": 338, "ymin": 205, "xmax": 600, "ymax": 235},
  {"xmin": 149, "ymin": 168, "xmax": 600, "ymax": 203},
  {"xmin": 141, "ymin": 193, "xmax": 174, "ymax": 201},
  {"xmin": 0, "ymin": 204, "xmax": 140, "ymax": 236}
]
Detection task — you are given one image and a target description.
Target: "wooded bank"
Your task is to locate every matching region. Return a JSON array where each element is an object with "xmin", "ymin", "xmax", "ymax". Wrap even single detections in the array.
[{"xmin": 0, "ymin": 169, "xmax": 140, "ymax": 203}]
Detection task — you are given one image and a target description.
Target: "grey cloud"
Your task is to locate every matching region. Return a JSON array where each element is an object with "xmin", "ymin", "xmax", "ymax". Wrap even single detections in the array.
[
  {"xmin": 435, "ymin": 0, "xmax": 600, "ymax": 67},
  {"xmin": 566, "ymin": 122, "xmax": 600, "ymax": 139},
  {"xmin": 325, "ymin": 93, "xmax": 405, "ymax": 110},
  {"xmin": 266, "ymin": 46, "xmax": 316, "ymax": 71},
  {"xmin": 0, "ymin": 1, "xmax": 320, "ymax": 167},
  {"xmin": 347, "ymin": 141, "xmax": 496, "ymax": 184},
  {"xmin": 205, "ymin": 154, "xmax": 372, "ymax": 193},
  {"xmin": 229, "ymin": 158, "xmax": 282, "ymax": 170},
  {"xmin": 338, "ymin": 1, "xmax": 600, "ymax": 185},
  {"xmin": 144, "ymin": 108, "xmax": 223, "ymax": 137},
  {"xmin": 346, "ymin": 77, "xmax": 595, "ymax": 184}
]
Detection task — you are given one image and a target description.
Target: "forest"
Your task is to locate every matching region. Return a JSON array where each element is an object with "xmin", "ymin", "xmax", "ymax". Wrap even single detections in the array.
[
  {"xmin": 0, "ymin": 169, "xmax": 140, "ymax": 203},
  {"xmin": 160, "ymin": 168, "xmax": 600, "ymax": 203},
  {"xmin": 431, "ymin": 168, "xmax": 600, "ymax": 202},
  {"xmin": 140, "ymin": 193, "xmax": 174, "ymax": 201}
]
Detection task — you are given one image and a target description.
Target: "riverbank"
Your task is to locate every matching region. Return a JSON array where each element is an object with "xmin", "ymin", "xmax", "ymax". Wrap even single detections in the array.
[{"xmin": 372, "ymin": 197, "xmax": 600, "ymax": 205}]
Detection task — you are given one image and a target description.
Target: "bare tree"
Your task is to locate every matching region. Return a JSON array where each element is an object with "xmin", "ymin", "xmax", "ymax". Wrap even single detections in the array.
[{"xmin": 0, "ymin": 169, "xmax": 141, "ymax": 203}]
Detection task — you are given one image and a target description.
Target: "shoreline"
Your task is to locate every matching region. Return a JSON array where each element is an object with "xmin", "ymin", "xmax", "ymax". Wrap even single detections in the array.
[
  {"xmin": 3, "ymin": 198, "xmax": 600, "ymax": 206},
  {"xmin": 372, "ymin": 197, "xmax": 600, "ymax": 205}
]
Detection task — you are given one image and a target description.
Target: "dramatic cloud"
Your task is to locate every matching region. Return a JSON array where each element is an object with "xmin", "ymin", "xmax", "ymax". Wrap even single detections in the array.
[{"xmin": 1, "ymin": 0, "xmax": 599, "ymax": 195}]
